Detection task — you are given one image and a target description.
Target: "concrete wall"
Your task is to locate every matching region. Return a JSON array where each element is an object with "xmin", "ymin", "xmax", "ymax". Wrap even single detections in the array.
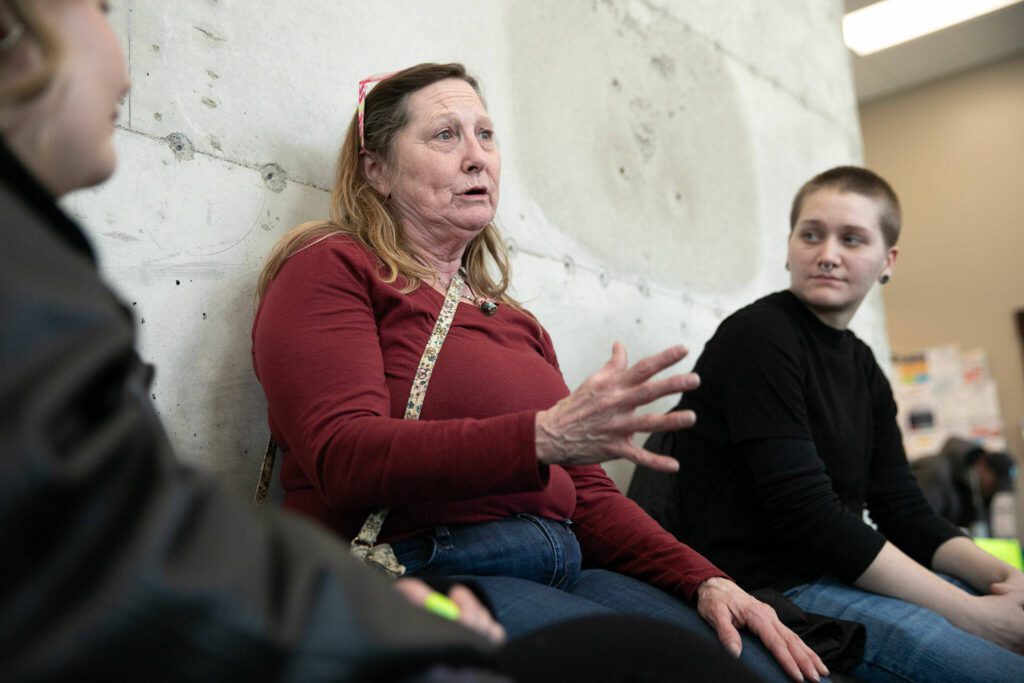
[
  {"xmin": 861, "ymin": 55, "xmax": 1024, "ymax": 465},
  {"xmin": 63, "ymin": 0, "xmax": 878, "ymax": 499}
]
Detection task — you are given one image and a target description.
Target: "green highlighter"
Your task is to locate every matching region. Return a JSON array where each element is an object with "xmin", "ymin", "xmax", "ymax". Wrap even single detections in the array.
[{"xmin": 423, "ymin": 591, "xmax": 461, "ymax": 621}]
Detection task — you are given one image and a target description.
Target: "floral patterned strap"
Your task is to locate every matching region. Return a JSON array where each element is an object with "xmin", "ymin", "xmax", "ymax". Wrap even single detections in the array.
[{"xmin": 350, "ymin": 273, "xmax": 465, "ymax": 577}]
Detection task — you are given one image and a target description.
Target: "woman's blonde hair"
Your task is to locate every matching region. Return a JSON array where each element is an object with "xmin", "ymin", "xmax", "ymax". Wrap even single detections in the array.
[
  {"xmin": 0, "ymin": 1, "xmax": 63, "ymax": 107},
  {"xmin": 255, "ymin": 63, "xmax": 515, "ymax": 305}
]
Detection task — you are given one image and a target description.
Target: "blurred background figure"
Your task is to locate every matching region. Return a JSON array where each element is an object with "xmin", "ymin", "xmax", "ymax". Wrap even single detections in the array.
[{"xmin": 912, "ymin": 437, "xmax": 1019, "ymax": 539}]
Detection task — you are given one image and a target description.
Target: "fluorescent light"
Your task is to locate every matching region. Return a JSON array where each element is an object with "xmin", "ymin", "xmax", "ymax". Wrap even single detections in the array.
[{"xmin": 843, "ymin": 0, "xmax": 1020, "ymax": 56}]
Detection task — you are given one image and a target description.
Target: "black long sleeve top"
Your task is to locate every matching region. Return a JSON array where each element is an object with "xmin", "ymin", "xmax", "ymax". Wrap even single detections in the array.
[{"xmin": 629, "ymin": 291, "xmax": 963, "ymax": 591}]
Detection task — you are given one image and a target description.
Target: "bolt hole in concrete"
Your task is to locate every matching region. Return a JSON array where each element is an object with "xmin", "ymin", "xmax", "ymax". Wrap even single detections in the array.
[
  {"xmin": 164, "ymin": 132, "xmax": 194, "ymax": 161},
  {"xmin": 261, "ymin": 163, "xmax": 287, "ymax": 193},
  {"xmin": 506, "ymin": 2, "xmax": 757, "ymax": 296}
]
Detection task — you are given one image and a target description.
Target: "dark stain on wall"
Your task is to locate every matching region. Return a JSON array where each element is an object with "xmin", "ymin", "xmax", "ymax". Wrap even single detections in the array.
[
  {"xmin": 261, "ymin": 163, "xmax": 287, "ymax": 193},
  {"xmin": 103, "ymin": 231, "xmax": 139, "ymax": 242},
  {"xmin": 193, "ymin": 26, "xmax": 227, "ymax": 43},
  {"xmin": 650, "ymin": 54, "xmax": 676, "ymax": 78},
  {"xmin": 165, "ymin": 132, "xmax": 195, "ymax": 161}
]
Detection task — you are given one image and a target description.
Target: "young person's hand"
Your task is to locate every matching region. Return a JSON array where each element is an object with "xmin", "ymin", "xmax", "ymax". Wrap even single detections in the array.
[
  {"xmin": 954, "ymin": 591, "xmax": 1024, "ymax": 654},
  {"xmin": 990, "ymin": 569, "xmax": 1024, "ymax": 597}
]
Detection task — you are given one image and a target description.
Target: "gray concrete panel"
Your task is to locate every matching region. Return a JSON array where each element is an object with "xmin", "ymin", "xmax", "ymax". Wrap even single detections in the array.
[{"xmin": 63, "ymin": 1, "xmax": 885, "ymax": 499}]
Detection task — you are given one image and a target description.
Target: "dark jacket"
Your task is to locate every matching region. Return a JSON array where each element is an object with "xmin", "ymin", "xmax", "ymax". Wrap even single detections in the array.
[{"xmin": 0, "ymin": 141, "xmax": 490, "ymax": 681}]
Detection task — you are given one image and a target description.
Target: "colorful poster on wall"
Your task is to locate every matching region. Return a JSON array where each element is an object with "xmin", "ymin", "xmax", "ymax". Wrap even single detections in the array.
[{"xmin": 893, "ymin": 346, "xmax": 1006, "ymax": 460}]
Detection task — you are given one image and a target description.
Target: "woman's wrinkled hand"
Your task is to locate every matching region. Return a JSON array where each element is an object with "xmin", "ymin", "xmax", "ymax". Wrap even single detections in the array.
[
  {"xmin": 394, "ymin": 578, "xmax": 507, "ymax": 645},
  {"xmin": 697, "ymin": 577, "xmax": 829, "ymax": 683},
  {"xmin": 535, "ymin": 342, "xmax": 698, "ymax": 473}
]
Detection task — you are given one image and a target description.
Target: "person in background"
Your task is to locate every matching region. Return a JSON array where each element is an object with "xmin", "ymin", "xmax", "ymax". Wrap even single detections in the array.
[
  {"xmin": 629, "ymin": 166, "xmax": 1024, "ymax": 682},
  {"xmin": 913, "ymin": 437, "xmax": 1019, "ymax": 539},
  {"xmin": 252, "ymin": 61, "xmax": 827, "ymax": 683}
]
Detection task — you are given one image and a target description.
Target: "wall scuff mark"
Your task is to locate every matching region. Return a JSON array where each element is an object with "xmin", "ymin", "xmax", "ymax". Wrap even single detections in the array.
[
  {"xmin": 164, "ymin": 132, "xmax": 195, "ymax": 161},
  {"xmin": 261, "ymin": 163, "xmax": 287, "ymax": 193}
]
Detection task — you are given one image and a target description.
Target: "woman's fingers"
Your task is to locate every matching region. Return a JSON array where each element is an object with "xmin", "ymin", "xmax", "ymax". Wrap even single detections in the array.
[
  {"xmin": 743, "ymin": 614, "xmax": 809, "ymax": 683},
  {"xmin": 624, "ymin": 373, "xmax": 700, "ymax": 408},
  {"xmin": 536, "ymin": 342, "xmax": 700, "ymax": 468},
  {"xmin": 622, "ymin": 344, "xmax": 689, "ymax": 385},
  {"xmin": 748, "ymin": 613, "xmax": 827, "ymax": 683},
  {"xmin": 605, "ymin": 341, "xmax": 628, "ymax": 372},
  {"xmin": 702, "ymin": 602, "xmax": 743, "ymax": 658},
  {"xmin": 611, "ymin": 409, "xmax": 696, "ymax": 434},
  {"xmin": 627, "ymin": 448, "xmax": 680, "ymax": 473},
  {"xmin": 782, "ymin": 627, "xmax": 828, "ymax": 681},
  {"xmin": 699, "ymin": 578, "xmax": 824, "ymax": 683}
]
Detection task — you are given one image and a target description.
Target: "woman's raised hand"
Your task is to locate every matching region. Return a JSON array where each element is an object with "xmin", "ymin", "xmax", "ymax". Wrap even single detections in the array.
[{"xmin": 534, "ymin": 342, "xmax": 698, "ymax": 472}]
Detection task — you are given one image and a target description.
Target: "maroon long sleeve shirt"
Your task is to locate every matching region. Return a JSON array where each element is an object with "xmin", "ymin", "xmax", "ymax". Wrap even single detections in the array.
[{"xmin": 252, "ymin": 235, "xmax": 725, "ymax": 601}]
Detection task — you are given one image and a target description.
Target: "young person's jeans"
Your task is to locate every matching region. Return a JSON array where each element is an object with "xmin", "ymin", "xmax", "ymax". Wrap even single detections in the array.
[
  {"xmin": 392, "ymin": 513, "xmax": 813, "ymax": 683},
  {"xmin": 785, "ymin": 575, "xmax": 1024, "ymax": 682}
]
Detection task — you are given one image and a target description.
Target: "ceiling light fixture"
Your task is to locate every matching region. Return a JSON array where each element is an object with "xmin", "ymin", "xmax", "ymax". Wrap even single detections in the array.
[{"xmin": 843, "ymin": 0, "xmax": 1020, "ymax": 56}]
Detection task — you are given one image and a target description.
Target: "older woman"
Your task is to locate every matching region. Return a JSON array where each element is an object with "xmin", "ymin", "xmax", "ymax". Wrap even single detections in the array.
[
  {"xmin": 629, "ymin": 167, "xmax": 1024, "ymax": 682},
  {"xmin": 253, "ymin": 62, "xmax": 828, "ymax": 683}
]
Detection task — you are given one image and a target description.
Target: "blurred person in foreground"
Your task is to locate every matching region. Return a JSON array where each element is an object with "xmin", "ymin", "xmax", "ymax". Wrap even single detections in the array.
[{"xmin": 0, "ymin": 1, "xmax": 507, "ymax": 679}]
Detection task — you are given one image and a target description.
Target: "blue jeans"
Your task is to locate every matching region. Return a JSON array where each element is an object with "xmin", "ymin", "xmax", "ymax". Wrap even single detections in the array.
[
  {"xmin": 392, "ymin": 514, "xmax": 807, "ymax": 683},
  {"xmin": 785, "ymin": 575, "xmax": 1024, "ymax": 682}
]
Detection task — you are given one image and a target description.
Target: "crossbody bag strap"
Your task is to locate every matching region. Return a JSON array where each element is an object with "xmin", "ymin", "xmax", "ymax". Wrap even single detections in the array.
[{"xmin": 350, "ymin": 273, "xmax": 465, "ymax": 574}]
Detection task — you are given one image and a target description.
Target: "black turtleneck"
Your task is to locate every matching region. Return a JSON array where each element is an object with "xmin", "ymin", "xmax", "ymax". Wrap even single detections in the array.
[{"xmin": 630, "ymin": 290, "xmax": 963, "ymax": 591}]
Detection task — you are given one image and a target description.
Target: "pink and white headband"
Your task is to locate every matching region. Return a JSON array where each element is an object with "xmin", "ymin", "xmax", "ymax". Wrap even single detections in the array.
[{"xmin": 357, "ymin": 70, "xmax": 397, "ymax": 151}]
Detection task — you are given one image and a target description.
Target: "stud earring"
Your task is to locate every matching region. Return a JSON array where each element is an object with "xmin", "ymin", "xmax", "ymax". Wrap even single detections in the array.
[
  {"xmin": 0, "ymin": 21, "xmax": 23, "ymax": 52},
  {"xmin": 879, "ymin": 274, "xmax": 890, "ymax": 285}
]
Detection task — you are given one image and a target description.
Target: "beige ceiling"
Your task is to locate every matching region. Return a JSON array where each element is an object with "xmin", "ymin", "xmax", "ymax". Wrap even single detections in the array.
[{"xmin": 844, "ymin": 0, "xmax": 1024, "ymax": 103}]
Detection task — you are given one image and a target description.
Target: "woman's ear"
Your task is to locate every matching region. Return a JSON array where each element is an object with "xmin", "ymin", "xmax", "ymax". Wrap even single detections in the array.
[{"xmin": 361, "ymin": 152, "xmax": 392, "ymax": 198}]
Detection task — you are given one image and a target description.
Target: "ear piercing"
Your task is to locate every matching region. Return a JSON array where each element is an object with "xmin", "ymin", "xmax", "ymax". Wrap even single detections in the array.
[
  {"xmin": 879, "ymin": 274, "xmax": 891, "ymax": 285},
  {"xmin": 0, "ymin": 22, "xmax": 24, "ymax": 52}
]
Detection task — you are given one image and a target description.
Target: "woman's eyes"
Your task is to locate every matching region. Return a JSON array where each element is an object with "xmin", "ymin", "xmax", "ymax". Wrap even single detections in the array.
[{"xmin": 433, "ymin": 128, "xmax": 495, "ymax": 142}]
